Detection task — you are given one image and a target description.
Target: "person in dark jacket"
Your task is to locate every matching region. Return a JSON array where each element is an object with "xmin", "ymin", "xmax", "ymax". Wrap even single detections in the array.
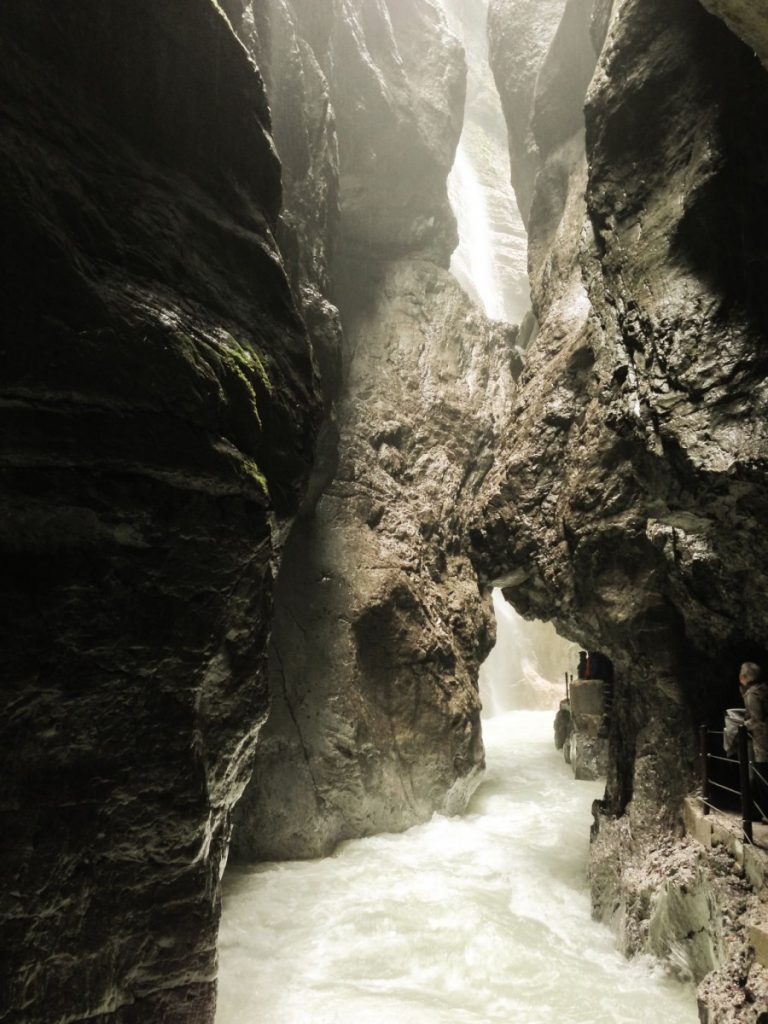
[{"xmin": 740, "ymin": 661, "xmax": 768, "ymax": 820}]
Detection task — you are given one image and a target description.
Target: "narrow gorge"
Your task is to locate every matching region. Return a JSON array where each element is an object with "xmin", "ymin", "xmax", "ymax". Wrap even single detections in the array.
[{"xmin": 1, "ymin": 1, "xmax": 767, "ymax": 1023}]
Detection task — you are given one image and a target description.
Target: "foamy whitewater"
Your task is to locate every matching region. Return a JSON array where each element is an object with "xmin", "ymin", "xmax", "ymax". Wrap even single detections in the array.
[
  {"xmin": 447, "ymin": 140, "xmax": 504, "ymax": 320},
  {"xmin": 216, "ymin": 712, "xmax": 696, "ymax": 1024}
]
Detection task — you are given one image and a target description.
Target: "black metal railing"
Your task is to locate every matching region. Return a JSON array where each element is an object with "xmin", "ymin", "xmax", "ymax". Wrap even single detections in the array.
[{"xmin": 699, "ymin": 723, "xmax": 768, "ymax": 844}]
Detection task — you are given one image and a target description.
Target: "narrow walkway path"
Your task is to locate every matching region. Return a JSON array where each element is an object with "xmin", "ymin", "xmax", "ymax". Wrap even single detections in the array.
[{"xmin": 217, "ymin": 712, "xmax": 697, "ymax": 1023}]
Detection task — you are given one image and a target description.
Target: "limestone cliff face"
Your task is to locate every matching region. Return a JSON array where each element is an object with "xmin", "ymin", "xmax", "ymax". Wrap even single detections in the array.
[
  {"xmin": 229, "ymin": 0, "xmax": 519, "ymax": 860},
  {"xmin": 480, "ymin": 0, "xmax": 768, "ymax": 828},
  {"xmin": 481, "ymin": 0, "xmax": 768, "ymax": 1010},
  {"xmin": 0, "ymin": 3, "xmax": 319, "ymax": 1021},
  {"xmin": 486, "ymin": 0, "xmax": 567, "ymax": 225}
]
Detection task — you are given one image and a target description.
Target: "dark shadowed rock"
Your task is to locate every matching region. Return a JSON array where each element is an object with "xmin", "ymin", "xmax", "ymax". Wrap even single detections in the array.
[
  {"xmin": 697, "ymin": 0, "xmax": 768, "ymax": 68},
  {"xmin": 221, "ymin": 0, "xmax": 345, "ymax": 510},
  {"xmin": 0, "ymin": 2, "xmax": 319, "ymax": 1020}
]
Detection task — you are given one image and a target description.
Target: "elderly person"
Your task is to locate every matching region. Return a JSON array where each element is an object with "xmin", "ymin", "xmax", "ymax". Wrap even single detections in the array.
[{"xmin": 740, "ymin": 662, "xmax": 768, "ymax": 820}]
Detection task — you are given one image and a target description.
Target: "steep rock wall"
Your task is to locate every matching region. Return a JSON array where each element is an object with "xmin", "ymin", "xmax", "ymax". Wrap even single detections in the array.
[
  {"xmin": 221, "ymin": 0, "xmax": 344, "ymax": 500},
  {"xmin": 590, "ymin": 825, "xmax": 748, "ymax": 983},
  {"xmin": 480, "ymin": 0, "xmax": 768, "ymax": 833},
  {"xmin": 589, "ymin": 813, "xmax": 768, "ymax": 1018},
  {"xmin": 486, "ymin": 0, "xmax": 567, "ymax": 225},
  {"xmin": 0, "ymin": 3, "xmax": 319, "ymax": 1021},
  {"xmin": 480, "ymin": 0, "xmax": 768, "ymax": 1012},
  {"xmin": 229, "ymin": 0, "xmax": 520, "ymax": 860}
]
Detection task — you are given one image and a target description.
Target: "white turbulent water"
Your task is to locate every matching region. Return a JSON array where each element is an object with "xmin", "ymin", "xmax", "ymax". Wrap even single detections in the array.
[
  {"xmin": 447, "ymin": 140, "xmax": 505, "ymax": 320},
  {"xmin": 443, "ymin": 0, "xmax": 530, "ymax": 324},
  {"xmin": 216, "ymin": 712, "xmax": 697, "ymax": 1024}
]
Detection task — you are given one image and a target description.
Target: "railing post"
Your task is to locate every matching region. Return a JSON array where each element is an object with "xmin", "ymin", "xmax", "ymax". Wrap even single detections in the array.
[
  {"xmin": 699, "ymin": 724, "xmax": 710, "ymax": 815},
  {"xmin": 565, "ymin": 672, "xmax": 570, "ymax": 702},
  {"xmin": 737, "ymin": 724, "xmax": 754, "ymax": 843}
]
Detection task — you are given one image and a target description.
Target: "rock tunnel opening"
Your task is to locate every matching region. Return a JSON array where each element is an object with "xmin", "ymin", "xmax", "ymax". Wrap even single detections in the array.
[
  {"xmin": 478, "ymin": 587, "xmax": 619, "ymax": 788},
  {"xmin": 685, "ymin": 638, "xmax": 768, "ymax": 730},
  {"xmin": 479, "ymin": 586, "xmax": 578, "ymax": 717}
]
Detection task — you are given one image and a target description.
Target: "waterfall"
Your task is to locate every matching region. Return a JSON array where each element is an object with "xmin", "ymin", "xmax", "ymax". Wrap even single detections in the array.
[
  {"xmin": 443, "ymin": 0, "xmax": 574, "ymax": 714},
  {"xmin": 442, "ymin": 0, "xmax": 529, "ymax": 325},
  {"xmin": 447, "ymin": 141, "xmax": 505, "ymax": 320},
  {"xmin": 479, "ymin": 590, "xmax": 578, "ymax": 715}
]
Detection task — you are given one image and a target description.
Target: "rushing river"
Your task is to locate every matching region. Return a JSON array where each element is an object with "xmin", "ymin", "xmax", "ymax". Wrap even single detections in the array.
[{"xmin": 216, "ymin": 712, "xmax": 696, "ymax": 1023}]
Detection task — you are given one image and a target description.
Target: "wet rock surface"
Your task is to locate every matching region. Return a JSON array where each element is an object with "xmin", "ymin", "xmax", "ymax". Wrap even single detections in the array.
[
  {"xmin": 590, "ymin": 818, "xmax": 737, "ymax": 980},
  {"xmin": 480, "ymin": 0, "xmax": 768, "ymax": 824},
  {"xmin": 482, "ymin": 0, "xmax": 768, "ymax": 1018},
  {"xmin": 0, "ymin": 3, "xmax": 319, "ymax": 1021},
  {"xmin": 230, "ymin": 0, "xmax": 520, "ymax": 860},
  {"xmin": 591, "ymin": 811, "xmax": 768, "ymax": 1022}
]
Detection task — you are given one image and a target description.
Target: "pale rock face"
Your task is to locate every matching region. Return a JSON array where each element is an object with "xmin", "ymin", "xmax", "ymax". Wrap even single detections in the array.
[
  {"xmin": 234, "ymin": 262, "xmax": 518, "ymax": 858},
  {"xmin": 589, "ymin": 824, "xmax": 741, "ymax": 980},
  {"xmin": 324, "ymin": 0, "xmax": 465, "ymax": 261},
  {"xmin": 227, "ymin": 0, "xmax": 520, "ymax": 861},
  {"xmin": 487, "ymin": 0, "xmax": 568, "ymax": 224}
]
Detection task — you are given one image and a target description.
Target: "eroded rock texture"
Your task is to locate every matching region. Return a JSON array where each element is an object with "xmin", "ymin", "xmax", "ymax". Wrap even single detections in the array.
[
  {"xmin": 0, "ymin": 3, "xmax": 319, "ymax": 1021},
  {"xmin": 481, "ymin": 0, "xmax": 768, "ymax": 833},
  {"xmin": 487, "ymin": 0, "xmax": 568, "ymax": 225},
  {"xmin": 229, "ymin": 0, "xmax": 519, "ymax": 860},
  {"xmin": 590, "ymin": 825, "xmax": 742, "ymax": 982},
  {"xmin": 480, "ymin": 0, "xmax": 768, "ymax": 1013}
]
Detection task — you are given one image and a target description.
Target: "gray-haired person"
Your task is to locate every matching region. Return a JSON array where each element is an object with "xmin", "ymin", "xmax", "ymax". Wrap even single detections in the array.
[{"xmin": 740, "ymin": 662, "xmax": 768, "ymax": 821}]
